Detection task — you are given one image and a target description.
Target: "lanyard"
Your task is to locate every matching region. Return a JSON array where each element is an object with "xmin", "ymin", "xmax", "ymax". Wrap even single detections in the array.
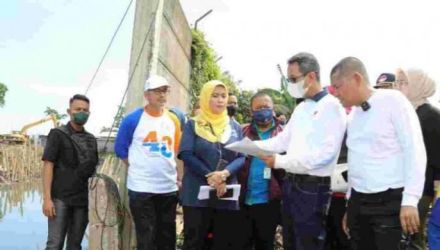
[{"xmin": 208, "ymin": 122, "xmax": 227, "ymax": 171}]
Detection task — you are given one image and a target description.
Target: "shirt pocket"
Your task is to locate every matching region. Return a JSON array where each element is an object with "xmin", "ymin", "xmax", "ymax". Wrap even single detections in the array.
[{"xmin": 60, "ymin": 140, "xmax": 77, "ymax": 166}]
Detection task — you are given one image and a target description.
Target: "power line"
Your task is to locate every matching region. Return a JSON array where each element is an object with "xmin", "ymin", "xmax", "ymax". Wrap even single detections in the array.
[
  {"xmin": 84, "ymin": 0, "xmax": 134, "ymax": 95},
  {"xmin": 102, "ymin": 8, "xmax": 158, "ymax": 152}
]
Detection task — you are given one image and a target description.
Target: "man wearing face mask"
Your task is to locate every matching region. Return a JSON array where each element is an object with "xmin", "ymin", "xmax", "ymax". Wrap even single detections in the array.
[
  {"xmin": 227, "ymin": 93, "xmax": 239, "ymax": 122},
  {"xmin": 42, "ymin": 94, "xmax": 98, "ymax": 250},
  {"xmin": 237, "ymin": 92, "xmax": 285, "ymax": 250},
  {"xmin": 256, "ymin": 52, "xmax": 347, "ymax": 250}
]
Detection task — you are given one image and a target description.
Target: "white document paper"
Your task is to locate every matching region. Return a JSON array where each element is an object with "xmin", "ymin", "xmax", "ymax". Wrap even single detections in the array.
[
  {"xmin": 197, "ymin": 184, "xmax": 241, "ymax": 201},
  {"xmin": 225, "ymin": 137, "xmax": 276, "ymax": 157}
]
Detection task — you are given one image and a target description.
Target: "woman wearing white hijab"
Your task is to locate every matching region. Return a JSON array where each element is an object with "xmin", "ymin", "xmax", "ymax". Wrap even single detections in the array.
[{"xmin": 395, "ymin": 68, "xmax": 440, "ymax": 249}]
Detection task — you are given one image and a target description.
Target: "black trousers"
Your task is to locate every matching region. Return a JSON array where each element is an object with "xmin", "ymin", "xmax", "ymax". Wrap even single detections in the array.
[
  {"xmin": 347, "ymin": 188, "xmax": 404, "ymax": 250},
  {"xmin": 182, "ymin": 206, "xmax": 242, "ymax": 250},
  {"xmin": 128, "ymin": 190, "xmax": 178, "ymax": 250},
  {"xmin": 325, "ymin": 195, "xmax": 350, "ymax": 250},
  {"xmin": 239, "ymin": 200, "xmax": 281, "ymax": 250},
  {"xmin": 45, "ymin": 199, "xmax": 88, "ymax": 250}
]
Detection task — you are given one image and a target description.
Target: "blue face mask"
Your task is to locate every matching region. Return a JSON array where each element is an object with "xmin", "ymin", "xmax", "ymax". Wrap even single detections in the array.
[{"xmin": 252, "ymin": 108, "xmax": 273, "ymax": 124}]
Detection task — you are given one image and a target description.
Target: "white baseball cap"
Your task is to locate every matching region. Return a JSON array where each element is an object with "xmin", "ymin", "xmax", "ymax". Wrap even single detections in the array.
[{"xmin": 144, "ymin": 75, "xmax": 169, "ymax": 91}]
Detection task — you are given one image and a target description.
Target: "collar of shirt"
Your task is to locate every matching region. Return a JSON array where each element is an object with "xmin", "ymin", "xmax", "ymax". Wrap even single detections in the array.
[
  {"xmin": 67, "ymin": 122, "xmax": 85, "ymax": 133},
  {"xmin": 252, "ymin": 120, "xmax": 275, "ymax": 137},
  {"xmin": 309, "ymin": 89, "xmax": 328, "ymax": 102}
]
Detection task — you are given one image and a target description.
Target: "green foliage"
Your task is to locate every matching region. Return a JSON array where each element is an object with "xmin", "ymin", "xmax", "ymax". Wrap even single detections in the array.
[
  {"xmin": 189, "ymin": 29, "xmax": 221, "ymax": 106},
  {"xmin": 190, "ymin": 30, "xmax": 240, "ymax": 102},
  {"xmin": 255, "ymin": 88, "xmax": 294, "ymax": 120},
  {"xmin": 0, "ymin": 82, "xmax": 8, "ymax": 107},
  {"xmin": 113, "ymin": 105, "xmax": 126, "ymax": 129},
  {"xmin": 44, "ymin": 107, "xmax": 68, "ymax": 120},
  {"xmin": 100, "ymin": 105, "xmax": 126, "ymax": 133},
  {"xmin": 189, "ymin": 29, "xmax": 296, "ymax": 124},
  {"xmin": 236, "ymin": 90, "xmax": 255, "ymax": 124},
  {"xmin": 277, "ymin": 66, "xmax": 296, "ymax": 116}
]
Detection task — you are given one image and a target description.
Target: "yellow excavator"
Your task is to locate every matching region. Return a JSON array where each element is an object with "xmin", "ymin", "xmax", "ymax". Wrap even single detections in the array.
[{"xmin": 0, "ymin": 114, "xmax": 59, "ymax": 145}]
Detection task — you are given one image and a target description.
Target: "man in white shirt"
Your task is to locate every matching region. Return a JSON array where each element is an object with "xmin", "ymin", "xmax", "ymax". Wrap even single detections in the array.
[
  {"xmin": 114, "ymin": 75, "xmax": 182, "ymax": 250},
  {"xmin": 258, "ymin": 52, "xmax": 347, "ymax": 250},
  {"xmin": 330, "ymin": 57, "xmax": 426, "ymax": 250}
]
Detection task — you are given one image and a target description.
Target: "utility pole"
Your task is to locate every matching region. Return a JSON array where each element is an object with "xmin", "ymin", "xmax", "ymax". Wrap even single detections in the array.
[{"xmin": 150, "ymin": 0, "xmax": 165, "ymax": 75}]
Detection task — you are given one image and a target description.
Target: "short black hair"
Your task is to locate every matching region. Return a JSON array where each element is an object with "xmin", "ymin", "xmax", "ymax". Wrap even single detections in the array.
[
  {"xmin": 287, "ymin": 52, "xmax": 321, "ymax": 81},
  {"xmin": 69, "ymin": 94, "xmax": 90, "ymax": 105},
  {"xmin": 330, "ymin": 57, "xmax": 370, "ymax": 84},
  {"xmin": 250, "ymin": 91, "xmax": 273, "ymax": 108}
]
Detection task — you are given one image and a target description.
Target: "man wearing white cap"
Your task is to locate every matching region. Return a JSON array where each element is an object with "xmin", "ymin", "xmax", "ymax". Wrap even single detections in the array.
[{"xmin": 115, "ymin": 75, "xmax": 182, "ymax": 250}]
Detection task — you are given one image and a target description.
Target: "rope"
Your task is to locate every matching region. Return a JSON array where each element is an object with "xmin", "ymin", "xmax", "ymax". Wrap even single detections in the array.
[
  {"xmin": 84, "ymin": 0, "xmax": 134, "ymax": 95},
  {"xmin": 89, "ymin": 173, "xmax": 124, "ymax": 250}
]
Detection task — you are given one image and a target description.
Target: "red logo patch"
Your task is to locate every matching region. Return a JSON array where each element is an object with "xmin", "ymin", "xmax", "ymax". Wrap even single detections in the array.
[{"xmin": 378, "ymin": 75, "xmax": 388, "ymax": 82}]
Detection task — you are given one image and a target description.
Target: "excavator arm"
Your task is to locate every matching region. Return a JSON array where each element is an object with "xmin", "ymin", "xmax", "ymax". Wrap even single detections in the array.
[
  {"xmin": 19, "ymin": 114, "xmax": 58, "ymax": 136},
  {"xmin": 1, "ymin": 114, "xmax": 60, "ymax": 145}
]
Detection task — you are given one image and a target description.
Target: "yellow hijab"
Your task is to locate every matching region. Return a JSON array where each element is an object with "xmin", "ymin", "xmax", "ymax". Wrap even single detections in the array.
[{"xmin": 193, "ymin": 80, "xmax": 230, "ymax": 143}]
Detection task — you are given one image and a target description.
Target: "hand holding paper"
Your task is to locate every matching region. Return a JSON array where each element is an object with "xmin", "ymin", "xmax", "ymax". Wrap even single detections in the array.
[
  {"xmin": 225, "ymin": 137, "xmax": 277, "ymax": 157},
  {"xmin": 197, "ymin": 184, "xmax": 241, "ymax": 201}
]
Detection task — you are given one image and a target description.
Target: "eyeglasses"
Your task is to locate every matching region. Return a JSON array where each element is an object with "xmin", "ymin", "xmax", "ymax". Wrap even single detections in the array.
[
  {"xmin": 287, "ymin": 75, "xmax": 305, "ymax": 84},
  {"xmin": 287, "ymin": 71, "xmax": 315, "ymax": 83},
  {"xmin": 150, "ymin": 88, "xmax": 170, "ymax": 94}
]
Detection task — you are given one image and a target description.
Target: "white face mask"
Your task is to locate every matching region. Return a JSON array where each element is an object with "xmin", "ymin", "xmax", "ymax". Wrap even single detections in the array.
[{"xmin": 287, "ymin": 79, "xmax": 308, "ymax": 98}]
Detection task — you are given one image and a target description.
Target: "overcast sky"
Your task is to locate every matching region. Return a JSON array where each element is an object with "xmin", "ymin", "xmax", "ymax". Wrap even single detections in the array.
[{"xmin": 1, "ymin": 0, "xmax": 439, "ymax": 136}]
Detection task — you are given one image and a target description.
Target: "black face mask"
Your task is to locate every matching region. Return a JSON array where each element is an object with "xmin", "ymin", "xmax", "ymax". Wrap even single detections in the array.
[{"xmin": 227, "ymin": 105, "xmax": 237, "ymax": 117}]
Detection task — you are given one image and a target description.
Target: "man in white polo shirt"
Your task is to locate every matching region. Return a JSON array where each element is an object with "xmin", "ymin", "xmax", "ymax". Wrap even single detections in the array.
[
  {"xmin": 257, "ymin": 52, "xmax": 347, "ymax": 250},
  {"xmin": 330, "ymin": 57, "xmax": 426, "ymax": 250},
  {"xmin": 114, "ymin": 75, "xmax": 182, "ymax": 250}
]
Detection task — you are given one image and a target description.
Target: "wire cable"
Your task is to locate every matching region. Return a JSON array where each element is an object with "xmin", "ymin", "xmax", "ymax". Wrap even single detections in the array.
[
  {"xmin": 102, "ymin": 9, "xmax": 157, "ymax": 152},
  {"xmin": 84, "ymin": 0, "xmax": 134, "ymax": 95}
]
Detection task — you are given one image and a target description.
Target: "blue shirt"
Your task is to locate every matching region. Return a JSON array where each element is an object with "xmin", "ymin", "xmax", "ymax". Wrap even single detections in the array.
[
  {"xmin": 431, "ymin": 198, "xmax": 440, "ymax": 226},
  {"xmin": 245, "ymin": 124, "xmax": 272, "ymax": 205},
  {"xmin": 178, "ymin": 119, "xmax": 245, "ymax": 210}
]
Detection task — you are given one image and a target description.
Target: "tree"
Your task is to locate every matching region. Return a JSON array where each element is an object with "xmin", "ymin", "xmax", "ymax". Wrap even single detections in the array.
[
  {"xmin": 190, "ymin": 29, "xmax": 245, "ymax": 121},
  {"xmin": 189, "ymin": 29, "xmax": 222, "ymax": 107},
  {"xmin": 258, "ymin": 88, "xmax": 294, "ymax": 120},
  {"xmin": 236, "ymin": 90, "xmax": 255, "ymax": 124},
  {"xmin": 113, "ymin": 105, "xmax": 126, "ymax": 129},
  {"xmin": 0, "ymin": 82, "xmax": 8, "ymax": 107},
  {"xmin": 100, "ymin": 105, "xmax": 126, "ymax": 133},
  {"xmin": 190, "ymin": 29, "xmax": 302, "ymax": 124},
  {"xmin": 44, "ymin": 107, "xmax": 68, "ymax": 120}
]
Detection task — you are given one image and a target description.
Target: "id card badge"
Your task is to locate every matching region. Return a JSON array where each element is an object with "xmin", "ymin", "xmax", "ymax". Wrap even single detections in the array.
[{"xmin": 263, "ymin": 167, "xmax": 271, "ymax": 179}]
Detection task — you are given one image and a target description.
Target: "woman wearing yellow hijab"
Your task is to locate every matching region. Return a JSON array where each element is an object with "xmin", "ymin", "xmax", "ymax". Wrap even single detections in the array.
[
  {"xmin": 178, "ymin": 80, "xmax": 245, "ymax": 250},
  {"xmin": 395, "ymin": 68, "xmax": 440, "ymax": 250}
]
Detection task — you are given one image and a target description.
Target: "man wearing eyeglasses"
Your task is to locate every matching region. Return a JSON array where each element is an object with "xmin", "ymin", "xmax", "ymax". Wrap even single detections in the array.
[
  {"xmin": 114, "ymin": 75, "xmax": 182, "ymax": 250},
  {"xmin": 257, "ymin": 52, "xmax": 347, "ymax": 250}
]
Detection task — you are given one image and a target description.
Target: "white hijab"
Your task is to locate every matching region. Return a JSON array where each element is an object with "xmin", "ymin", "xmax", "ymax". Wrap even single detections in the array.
[{"xmin": 396, "ymin": 68, "xmax": 436, "ymax": 109}]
